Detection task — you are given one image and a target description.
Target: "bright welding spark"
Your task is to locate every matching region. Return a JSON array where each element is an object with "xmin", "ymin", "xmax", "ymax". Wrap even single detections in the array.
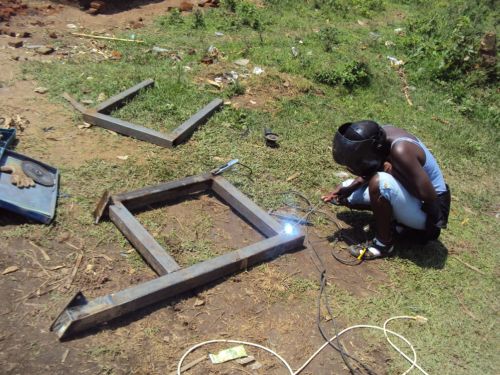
[{"xmin": 284, "ymin": 223, "xmax": 294, "ymax": 235}]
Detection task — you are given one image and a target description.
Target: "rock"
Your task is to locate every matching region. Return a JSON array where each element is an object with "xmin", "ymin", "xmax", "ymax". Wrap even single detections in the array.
[
  {"xmin": 34, "ymin": 87, "xmax": 48, "ymax": 94},
  {"xmin": 36, "ymin": 46, "xmax": 55, "ymax": 55},
  {"xmin": 8, "ymin": 39, "xmax": 23, "ymax": 48},
  {"xmin": 234, "ymin": 58, "xmax": 249, "ymax": 66},
  {"xmin": 179, "ymin": 1, "xmax": 194, "ymax": 11},
  {"xmin": 193, "ymin": 298, "xmax": 205, "ymax": 307},
  {"xmin": 66, "ymin": 23, "xmax": 78, "ymax": 29},
  {"xmin": 48, "ymin": 32, "xmax": 57, "ymax": 39}
]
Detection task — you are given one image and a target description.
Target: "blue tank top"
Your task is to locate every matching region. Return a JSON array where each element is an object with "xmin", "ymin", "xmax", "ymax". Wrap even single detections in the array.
[{"xmin": 391, "ymin": 136, "xmax": 447, "ymax": 194}]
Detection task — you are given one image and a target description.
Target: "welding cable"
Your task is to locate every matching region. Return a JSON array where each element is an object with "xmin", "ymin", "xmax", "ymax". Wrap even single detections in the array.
[
  {"xmin": 278, "ymin": 191, "xmax": 364, "ymax": 373},
  {"xmin": 176, "ymin": 316, "xmax": 430, "ymax": 375}
]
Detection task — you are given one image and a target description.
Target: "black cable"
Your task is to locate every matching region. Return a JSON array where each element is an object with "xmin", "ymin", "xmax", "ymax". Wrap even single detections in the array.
[{"xmin": 278, "ymin": 191, "xmax": 377, "ymax": 374}]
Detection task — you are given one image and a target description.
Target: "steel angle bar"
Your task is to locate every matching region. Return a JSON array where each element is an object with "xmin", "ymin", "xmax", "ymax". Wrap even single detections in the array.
[
  {"xmin": 95, "ymin": 79, "xmax": 155, "ymax": 114},
  {"xmin": 82, "ymin": 111, "xmax": 173, "ymax": 147},
  {"xmin": 62, "ymin": 80, "xmax": 222, "ymax": 148},
  {"xmin": 109, "ymin": 202, "xmax": 181, "ymax": 275},
  {"xmin": 168, "ymin": 98, "xmax": 224, "ymax": 146},
  {"xmin": 62, "ymin": 92, "xmax": 87, "ymax": 113},
  {"xmin": 50, "ymin": 232, "xmax": 304, "ymax": 340},
  {"xmin": 113, "ymin": 173, "xmax": 213, "ymax": 210}
]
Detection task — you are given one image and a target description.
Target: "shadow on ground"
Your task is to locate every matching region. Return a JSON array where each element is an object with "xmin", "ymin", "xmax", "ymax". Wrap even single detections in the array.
[
  {"xmin": 335, "ymin": 210, "xmax": 448, "ymax": 269},
  {"xmin": 55, "ymin": 0, "xmax": 181, "ymax": 15}
]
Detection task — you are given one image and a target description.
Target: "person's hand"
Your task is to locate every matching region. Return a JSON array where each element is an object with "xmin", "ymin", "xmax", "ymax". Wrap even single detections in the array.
[
  {"xmin": 321, "ymin": 185, "xmax": 351, "ymax": 205},
  {"xmin": 383, "ymin": 161, "xmax": 393, "ymax": 174},
  {"xmin": 0, "ymin": 164, "xmax": 36, "ymax": 188}
]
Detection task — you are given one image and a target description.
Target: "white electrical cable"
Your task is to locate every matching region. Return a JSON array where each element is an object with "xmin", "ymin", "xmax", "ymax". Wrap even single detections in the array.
[{"xmin": 176, "ymin": 316, "xmax": 430, "ymax": 375}]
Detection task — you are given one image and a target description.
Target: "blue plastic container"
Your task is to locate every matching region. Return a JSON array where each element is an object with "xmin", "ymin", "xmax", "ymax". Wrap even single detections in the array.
[{"xmin": 0, "ymin": 150, "xmax": 59, "ymax": 224}]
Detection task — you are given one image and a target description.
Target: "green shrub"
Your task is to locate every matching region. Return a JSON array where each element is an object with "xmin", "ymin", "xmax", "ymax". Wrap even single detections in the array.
[
  {"xmin": 192, "ymin": 9, "xmax": 206, "ymax": 29},
  {"xmin": 318, "ymin": 26, "xmax": 340, "ymax": 52},
  {"xmin": 314, "ymin": 61, "xmax": 371, "ymax": 88}
]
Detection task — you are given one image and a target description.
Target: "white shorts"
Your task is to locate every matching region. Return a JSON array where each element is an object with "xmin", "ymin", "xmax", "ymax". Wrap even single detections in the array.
[{"xmin": 344, "ymin": 172, "xmax": 426, "ymax": 230}]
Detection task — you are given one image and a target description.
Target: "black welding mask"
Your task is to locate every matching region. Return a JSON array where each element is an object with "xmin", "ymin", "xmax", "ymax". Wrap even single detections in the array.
[{"xmin": 333, "ymin": 121, "xmax": 386, "ymax": 178}]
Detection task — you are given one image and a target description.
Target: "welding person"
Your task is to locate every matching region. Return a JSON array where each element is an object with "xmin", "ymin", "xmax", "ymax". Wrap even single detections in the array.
[{"xmin": 321, "ymin": 120, "xmax": 450, "ymax": 259}]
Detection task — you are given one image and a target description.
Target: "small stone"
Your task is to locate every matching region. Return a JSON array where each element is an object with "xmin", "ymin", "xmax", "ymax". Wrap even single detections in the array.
[
  {"xmin": 36, "ymin": 46, "xmax": 55, "ymax": 55},
  {"xmin": 249, "ymin": 362, "xmax": 262, "ymax": 370},
  {"xmin": 194, "ymin": 298, "xmax": 205, "ymax": 307},
  {"xmin": 48, "ymin": 32, "xmax": 57, "ymax": 39},
  {"xmin": 34, "ymin": 87, "xmax": 48, "ymax": 94},
  {"xmin": 234, "ymin": 58, "xmax": 249, "ymax": 66},
  {"xmin": 66, "ymin": 24, "xmax": 78, "ymax": 29},
  {"xmin": 8, "ymin": 39, "xmax": 23, "ymax": 48}
]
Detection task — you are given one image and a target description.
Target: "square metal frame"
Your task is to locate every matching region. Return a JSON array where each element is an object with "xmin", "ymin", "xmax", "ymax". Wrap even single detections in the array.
[
  {"xmin": 63, "ymin": 79, "xmax": 223, "ymax": 148},
  {"xmin": 51, "ymin": 173, "xmax": 305, "ymax": 339}
]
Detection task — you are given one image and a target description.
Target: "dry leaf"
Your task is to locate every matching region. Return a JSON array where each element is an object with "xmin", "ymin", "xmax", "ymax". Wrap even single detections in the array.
[{"xmin": 2, "ymin": 266, "xmax": 19, "ymax": 275}]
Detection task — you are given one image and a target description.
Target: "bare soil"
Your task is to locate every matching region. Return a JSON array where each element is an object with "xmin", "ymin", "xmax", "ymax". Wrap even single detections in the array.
[{"xmin": 0, "ymin": 2, "xmax": 390, "ymax": 374}]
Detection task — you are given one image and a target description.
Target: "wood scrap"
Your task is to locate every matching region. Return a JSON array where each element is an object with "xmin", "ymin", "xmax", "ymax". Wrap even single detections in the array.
[
  {"xmin": 2, "ymin": 266, "xmax": 19, "ymax": 275},
  {"xmin": 29, "ymin": 241, "xmax": 51, "ymax": 261},
  {"xmin": 61, "ymin": 349, "xmax": 70, "ymax": 363},
  {"xmin": 168, "ymin": 355, "xmax": 207, "ymax": 375},
  {"xmin": 71, "ymin": 32, "xmax": 144, "ymax": 43},
  {"xmin": 453, "ymin": 256, "xmax": 486, "ymax": 275},
  {"xmin": 66, "ymin": 253, "xmax": 84, "ymax": 289}
]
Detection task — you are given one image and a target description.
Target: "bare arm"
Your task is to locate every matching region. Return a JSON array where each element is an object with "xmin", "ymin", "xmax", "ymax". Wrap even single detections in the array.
[{"xmin": 390, "ymin": 143, "xmax": 436, "ymax": 202}]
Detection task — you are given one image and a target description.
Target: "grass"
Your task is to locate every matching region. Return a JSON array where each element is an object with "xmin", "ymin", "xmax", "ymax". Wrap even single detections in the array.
[{"xmin": 14, "ymin": 0, "xmax": 499, "ymax": 374}]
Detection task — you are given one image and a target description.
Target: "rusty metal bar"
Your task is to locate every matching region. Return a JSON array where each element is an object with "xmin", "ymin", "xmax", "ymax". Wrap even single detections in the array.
[
  {"xmin": 83, "ymin": 111, "xmax": 174, "ymax": 148},
  {"xmin": 113, "ymin": 173, "xmax": 213, "ymax": 211},
  {"xmin": 169, "ymin": 99, "xmax": 224, "ymax": 146},
  {"xmin": 212, "ymin": 176, "xmax": 282, "ymax": 237},
  {"xmin": 109, "ymin": 202, "xmax": 181, "ymax": 275},
  {"xmin": 95, "ymin": 79, "xmax": 155, "ymax": 114},
  {"xmin": 50, "ymin": 232, "xmax": 304, "ymax": 339}
]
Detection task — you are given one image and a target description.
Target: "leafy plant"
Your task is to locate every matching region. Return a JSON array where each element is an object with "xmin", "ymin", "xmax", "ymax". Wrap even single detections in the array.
[
  {"xmin": 167, "ymin": 8, "xmax": 183, "ymax": 25},
  {"xmin": 318, "ymin": 26, "xmax": 340, "ymax": 52},
  {"xmin": 314, "ymin": 60, "xmax": 371, "ymax": 88},
  {"xmin": 192, "ymin": 9, "xmax": 206, "ymax": 29},
  {"xmin": 226, "ymin": 79, "xmax": 246, "ymax": 97}
]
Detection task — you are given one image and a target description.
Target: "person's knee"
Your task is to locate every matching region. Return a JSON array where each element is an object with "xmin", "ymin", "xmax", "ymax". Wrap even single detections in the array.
[{"xmin": 369, "ymin": 172, "xmax": 397, "ymax": 203}]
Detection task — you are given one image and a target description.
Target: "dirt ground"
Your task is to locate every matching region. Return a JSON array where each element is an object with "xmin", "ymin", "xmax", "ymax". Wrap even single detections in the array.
[{"xmin": 0, "ymin": 2, "xmax": 390, "ymax": 374}]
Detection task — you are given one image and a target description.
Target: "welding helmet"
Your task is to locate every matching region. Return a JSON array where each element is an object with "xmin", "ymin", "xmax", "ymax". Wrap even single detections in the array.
[{"xmin": 333, "ymin": 121, "xmax": 386, "ymax": 178}]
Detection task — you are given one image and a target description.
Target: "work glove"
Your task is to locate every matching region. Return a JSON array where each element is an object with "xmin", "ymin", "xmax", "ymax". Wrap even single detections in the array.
[{"xmin": 0, "ymin": 164, "xmax": 36, "ymax": 188}]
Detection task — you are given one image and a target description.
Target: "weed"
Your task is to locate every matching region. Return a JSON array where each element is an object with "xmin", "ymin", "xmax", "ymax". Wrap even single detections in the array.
[
  {"xmin": 225, "ymin": 79, "xmax": 246, "ymax": 97},
  {"xmin": 222, "ymin": 0, "xmax": 237, "ymax": 12},
  {"xmin": 192, "ymin": 9, "xmax": 206, "ymax": 29},
  {"xmin": 318, "ymin": 26, "xmax": 340, "ymax": 52},
  {"xmin": 167, "ymin": 8, "xmax": 184, "ymax": 25},
  {"xmin": 314, "ymin": 60, "xmax": 371, "ymax": 89}
]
